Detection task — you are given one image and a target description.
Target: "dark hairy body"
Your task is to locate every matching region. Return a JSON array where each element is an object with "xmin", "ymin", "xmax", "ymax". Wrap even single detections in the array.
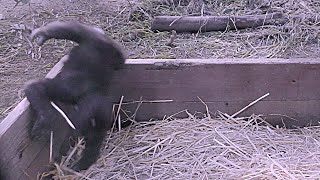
[{"xmin": 24, "ymin": 21, "xmax": 126, "ymax": 171}]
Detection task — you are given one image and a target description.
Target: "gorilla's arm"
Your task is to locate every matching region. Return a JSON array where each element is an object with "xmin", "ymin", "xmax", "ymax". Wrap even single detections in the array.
[{"xmin": 30, "ymin": 21, "xmax": 105, "ymax": 45}]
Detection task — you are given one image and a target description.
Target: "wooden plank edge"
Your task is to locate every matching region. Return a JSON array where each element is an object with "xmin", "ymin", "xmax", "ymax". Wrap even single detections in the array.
[
  {"xmin": 0, "ymin": 55, "xmax": 67, "ymax": 138},
  {"xmin": 0, "ymin": 55, "xmax": 68, "ymax": 180},
  {"xmin": 1, "ymin": 56, "xmax": 320, "ymax": 179},
  {"xmin": 126, "ymin": 58, "xmax": 320, "ymax": 64}
]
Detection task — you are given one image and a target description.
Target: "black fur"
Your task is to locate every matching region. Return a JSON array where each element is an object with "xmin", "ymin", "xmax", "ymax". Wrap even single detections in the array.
[{"xmin": 24, "ymin": 21, "xmax": 125, "ymax": 171}]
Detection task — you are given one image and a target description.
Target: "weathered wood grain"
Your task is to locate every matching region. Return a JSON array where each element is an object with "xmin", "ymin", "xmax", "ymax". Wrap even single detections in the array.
[
  {"xmin": 1, "ymin": 57, "xmax": 320, "ymax": 179},
  {"xmin": 0, "ymin": 56, "xmax": 68, "ymax": 180}
]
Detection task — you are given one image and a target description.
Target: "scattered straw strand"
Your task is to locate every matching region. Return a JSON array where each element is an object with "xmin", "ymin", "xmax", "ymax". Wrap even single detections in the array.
[
  {"xmin": 49, "ymin": 131, "xmax": 53, "ymax": 163},
  {"xmin": 50, "ymin": 101, "xmax": 76, "ymax": 130},
  {"xmin": 231, "ymin": 93, "xmax": 270, "ymax": 118}
]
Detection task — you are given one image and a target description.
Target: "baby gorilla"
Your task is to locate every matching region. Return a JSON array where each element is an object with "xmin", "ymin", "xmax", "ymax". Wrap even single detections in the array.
[{"xmin": 24, "ymin": 21, "xmax": 126, "ymax": 170}]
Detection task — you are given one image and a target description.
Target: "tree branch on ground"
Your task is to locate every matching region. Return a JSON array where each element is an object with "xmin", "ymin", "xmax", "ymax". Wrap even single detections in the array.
[{"xmin": 151, "ymin": 13, "xmax": 288, "ymax": 33}]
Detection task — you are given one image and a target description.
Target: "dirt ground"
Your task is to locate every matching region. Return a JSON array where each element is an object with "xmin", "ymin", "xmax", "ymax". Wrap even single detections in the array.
[{"xmin": 1, "ymin": 0, "xmax": 320, "ymax": 121}]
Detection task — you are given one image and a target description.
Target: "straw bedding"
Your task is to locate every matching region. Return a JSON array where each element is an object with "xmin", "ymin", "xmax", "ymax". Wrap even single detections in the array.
[
  {"xmin": 9, "ymin": 0, "xmax": 317, "ymax": 179},
  {"xmin": 48, "ymin": 110, "xmax": 320, "ymax": 180}
]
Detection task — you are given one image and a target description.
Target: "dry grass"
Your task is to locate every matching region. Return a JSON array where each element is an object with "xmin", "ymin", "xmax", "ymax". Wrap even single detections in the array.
[
  {"xmin": 48, "ymin": 111, "xmax": 320, "ymax": 180},
  {"xmin": 0, "ymin": 0, "xmax": 118, "ymax": 120},
  {"xmin": 1, "ymin": 0, "xmax": 320, "ymax": 178},
  {"xmin": 40, "ymin": 94, "xmax": 320, "ymax": 179},
  {"xmin": 110, "ymin": 0, "xmax": 320, "ymax": 59},
  {"xmin": 1, "ymin": 0, "xmax": 320, "ymax": 120}
]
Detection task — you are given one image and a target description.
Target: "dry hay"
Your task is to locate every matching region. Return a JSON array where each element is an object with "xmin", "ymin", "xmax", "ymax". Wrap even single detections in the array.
[
  {"xmin": 118, "ymin": 0, "xmax": 320, "ymax": 59},
  {"xmin": 45, "ymin": 111, "xmax": 320, "ymax": 180},
  {"xmin": 1, "ymin": 1, "xmax": 320, "ymax": 178},
  {"xmin": 2, "ymin": 0, "xmax": 320, "ymax": 120}
]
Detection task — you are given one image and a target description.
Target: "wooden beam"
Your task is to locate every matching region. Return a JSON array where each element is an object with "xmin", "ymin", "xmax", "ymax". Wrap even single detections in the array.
[
  {"xmin": 151, "ymin": 13, "xmax": 286, "ymax": 32},
  {"xmin": 1, "ymin": 57, "xmax": 320, "ymax": 179},
  {"xmin": 110, "ymin": 58, "xmax": 320, "ymax": 127},
  {"xmin": 0, "ymin": 56, "xmax": 68, "ymax": 180}
]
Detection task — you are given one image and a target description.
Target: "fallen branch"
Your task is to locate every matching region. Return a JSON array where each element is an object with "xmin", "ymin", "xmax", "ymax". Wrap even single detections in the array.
[{"xmin": 151, "ymin": 13, "xmax": 287, "ymax": 32}]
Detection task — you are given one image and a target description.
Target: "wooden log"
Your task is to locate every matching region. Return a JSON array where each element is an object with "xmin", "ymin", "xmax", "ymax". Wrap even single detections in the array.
[
  {"xmin": 151, "ymin": 13, "xmax": 287, "ymax": 32},
  {"xmin": 2, "ymin": 57, "xmax": 320, "ymax": 179}
]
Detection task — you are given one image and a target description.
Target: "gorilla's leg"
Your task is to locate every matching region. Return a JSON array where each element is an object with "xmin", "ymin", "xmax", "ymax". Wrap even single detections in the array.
[
  {"xmin": 66, "ymin": 93, "xmax": 114, "ymax": 171},
  {"xmin": 24, "ymin": 79, "xmax": 61, "ymax": 140},
  {"xmin": 24, "ymin": 72, "xmax": 94, "ymax": 139}
]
